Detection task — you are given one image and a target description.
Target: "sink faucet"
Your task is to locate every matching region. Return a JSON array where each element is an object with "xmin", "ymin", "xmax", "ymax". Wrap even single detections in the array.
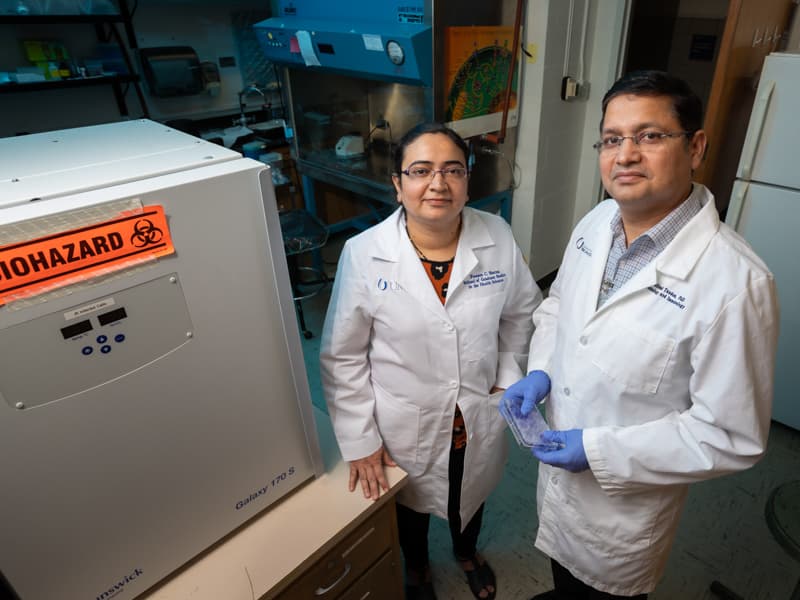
[{"xmin": 234, "ymin": 84, "xmax": 265, "ymax": 127}]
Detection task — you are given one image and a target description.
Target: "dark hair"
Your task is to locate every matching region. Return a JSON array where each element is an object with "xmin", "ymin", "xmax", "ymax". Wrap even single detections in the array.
[
  {"xmin": 600, "ymin": 70, "xmax": 704, "ymax": 134},
  {"xmin": 393, "ymin": 122, "xmax": 470, "ymax": 176}
]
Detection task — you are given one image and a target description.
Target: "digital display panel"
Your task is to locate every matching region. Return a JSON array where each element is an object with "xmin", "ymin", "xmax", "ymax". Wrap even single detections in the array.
[
  {"xmin": 61, "ymin": 320, "xmax": 92, "ymax": 339},
  {"xmin": 97, "ymin": 307, "xmax": 127, "ymax": 326}
]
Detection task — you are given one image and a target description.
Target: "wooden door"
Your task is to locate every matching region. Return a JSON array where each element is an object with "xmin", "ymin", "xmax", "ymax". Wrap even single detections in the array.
[{"xmin": 695, "ymin": 0, "xmax": 795, "ymax": 217}]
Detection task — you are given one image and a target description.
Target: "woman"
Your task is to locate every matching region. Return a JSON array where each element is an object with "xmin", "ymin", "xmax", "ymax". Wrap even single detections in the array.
[{"xmin": 320, "ymin": 123, "xmax": 541, "ymax": 600}]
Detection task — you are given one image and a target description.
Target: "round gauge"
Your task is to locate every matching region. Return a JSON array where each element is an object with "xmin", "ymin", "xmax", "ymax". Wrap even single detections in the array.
[{"xmin": 386, "ymin": 40, "xmax": 405, "ymax": 65}]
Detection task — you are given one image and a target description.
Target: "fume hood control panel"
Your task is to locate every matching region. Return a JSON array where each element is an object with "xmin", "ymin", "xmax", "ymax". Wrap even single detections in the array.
[{"xmin": 254, "ymin": 18, "xmax": 432, "ymax": 86}]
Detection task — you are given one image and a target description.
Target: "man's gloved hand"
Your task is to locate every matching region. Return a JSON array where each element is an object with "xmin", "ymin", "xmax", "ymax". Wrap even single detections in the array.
[
  {"xmin": 531, "ymin": 429, "xmax": 590, "ymax": 473},
  {"xmin": 502, "ymin": 370, "xmax": 551, "ymax": 417}
]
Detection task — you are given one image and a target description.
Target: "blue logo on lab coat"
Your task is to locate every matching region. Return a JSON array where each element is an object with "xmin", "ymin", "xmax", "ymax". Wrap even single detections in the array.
[{"xmin": 377, "ymin": 278, "xmax": 403, "ymax": 291}]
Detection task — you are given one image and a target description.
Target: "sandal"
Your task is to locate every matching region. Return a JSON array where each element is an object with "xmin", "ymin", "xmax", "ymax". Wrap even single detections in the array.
[
  {"xmin": 405, "ymin": 565, "xmax": 437, "ymax": 600},
  {"xmin": 457, "ymin": 554, "xmax": 496, "ymax": 600}
]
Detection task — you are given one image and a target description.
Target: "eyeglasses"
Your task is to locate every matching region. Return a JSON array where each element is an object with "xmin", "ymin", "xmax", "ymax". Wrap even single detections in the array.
[
  {"xmin": 592, "ymin": 131, "xmax": 693, "ymax": 153},
  {"xmin": 399, "ymin": 166, "xmax": 469, "ymax": 181}
]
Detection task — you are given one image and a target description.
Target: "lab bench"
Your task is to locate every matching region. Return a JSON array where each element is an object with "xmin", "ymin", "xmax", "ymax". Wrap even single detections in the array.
[
  {"xmin": 140, "ymin": 406, "xmax": 408, "ymax": 600},
  {"xmin": 168, "ymin": 116, "xmax": 302, "ymax": 212}
]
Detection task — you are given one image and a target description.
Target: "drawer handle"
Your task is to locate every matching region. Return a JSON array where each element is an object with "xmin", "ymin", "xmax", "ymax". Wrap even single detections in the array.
[{"xmin": 314, "ymin": 562, "xmax": 352, "ymax": 596}]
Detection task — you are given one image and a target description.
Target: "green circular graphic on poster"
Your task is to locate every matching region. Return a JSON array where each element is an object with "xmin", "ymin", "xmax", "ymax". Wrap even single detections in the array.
[{"xmin": 445, "ymin": 45, "xmax": 518, "ymax": 122}]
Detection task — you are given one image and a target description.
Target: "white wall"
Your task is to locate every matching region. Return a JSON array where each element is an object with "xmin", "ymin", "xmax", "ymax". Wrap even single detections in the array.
[
  {"xmin": 572, "ymin": 1, "xmax": 631, "ymax": 224},
  {"xmin": 512, "ymin": 0, "xmax": 629, "ymax": 279}
]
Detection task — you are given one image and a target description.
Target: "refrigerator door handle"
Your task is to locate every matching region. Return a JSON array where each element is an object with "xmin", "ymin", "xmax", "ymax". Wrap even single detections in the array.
[{"xmin": 738, "ymin": 79, "xmax": 775, "ymax": 180}]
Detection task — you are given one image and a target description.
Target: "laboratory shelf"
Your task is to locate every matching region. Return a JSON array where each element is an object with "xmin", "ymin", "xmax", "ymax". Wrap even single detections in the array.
[
  {"xmin": 0, "ymin": 0, "xmax": 147, "ymax": 118},
  {"xmin": 0, "ymin": 14, "xmax": 127, "ymax": 24},
  {"xmin": 0, "ymin": 74, "xmax": 140, "ymax": 93}
]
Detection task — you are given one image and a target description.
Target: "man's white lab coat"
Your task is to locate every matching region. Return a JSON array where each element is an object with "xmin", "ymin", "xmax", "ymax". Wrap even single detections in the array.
[
  {"xmin": 528, "ymin": 185, "xmax": 779, "ymax": 595},
  {"xmin": 321, "ymin": 207, "xmax": 540, "ymax": 524}
]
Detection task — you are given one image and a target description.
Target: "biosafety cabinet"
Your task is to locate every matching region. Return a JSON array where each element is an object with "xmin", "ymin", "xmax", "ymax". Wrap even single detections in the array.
[
  {"xmin": 254, "ymin": 0, "xmax": 524, "ymax": 218},
  {"xmin": 0, "ymin": 120, "xmax": 323, "ymax": 600}
]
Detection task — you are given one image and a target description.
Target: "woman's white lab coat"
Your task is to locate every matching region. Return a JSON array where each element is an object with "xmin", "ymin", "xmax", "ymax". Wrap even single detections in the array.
[
  {"xmin": 527, "ymin": 185, "xmax": 779, "ymax": 595},
  {"xmin": 321, "ymin": 207, "xmax": 540, "ymax": 524}
]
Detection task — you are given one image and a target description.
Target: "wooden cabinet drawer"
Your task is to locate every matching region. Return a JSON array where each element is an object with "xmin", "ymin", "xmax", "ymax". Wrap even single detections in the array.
[
  {"xmin": 277, "ymin": 502, "xmax": 395, "ymax": 598},
  {"xmin": 338, "ymin": 549, "xmax": 403, "ymax": 600}
]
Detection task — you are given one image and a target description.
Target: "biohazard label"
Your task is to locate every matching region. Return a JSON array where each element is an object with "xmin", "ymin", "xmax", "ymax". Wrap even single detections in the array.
[{"xmin": 0, "ymin": 206, "xmax": 174, "ymax": 303}]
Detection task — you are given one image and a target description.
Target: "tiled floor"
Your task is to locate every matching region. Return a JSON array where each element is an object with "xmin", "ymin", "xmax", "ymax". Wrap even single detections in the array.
[{"xmin": 297, "ymin": 234, "xmax": 800, "ymax": 600}]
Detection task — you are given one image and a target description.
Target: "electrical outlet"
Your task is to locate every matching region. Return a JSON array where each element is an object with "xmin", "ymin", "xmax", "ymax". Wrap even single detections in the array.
[{"xmin": 561, "ymin": 76, "xmax": 578, "ymax": 101}]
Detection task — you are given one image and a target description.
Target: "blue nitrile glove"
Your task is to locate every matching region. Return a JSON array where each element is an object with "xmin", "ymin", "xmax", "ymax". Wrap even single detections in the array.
[
  {"xmin": 502, "ymin": 370, "xmax": 551, "ymax": 417},
  {"xmin": 531, "ymin": 429, "xmax": 589, "ymax": 473}
]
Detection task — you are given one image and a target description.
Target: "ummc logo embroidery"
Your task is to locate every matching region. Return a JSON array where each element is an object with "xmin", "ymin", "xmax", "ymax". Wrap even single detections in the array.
[
  {"xmin": 576, "ymin": 237, "xmax": 592, "ymax": 257},
  {"xmin": 377, "ymin": 278, "xmax": 403, "ymax": 291}
]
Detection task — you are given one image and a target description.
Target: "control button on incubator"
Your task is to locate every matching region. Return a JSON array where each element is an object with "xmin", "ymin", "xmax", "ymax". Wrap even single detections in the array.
[
  {"xmin": 82, "ymin": 346, "xmax": 93, "ymax": 356},
  {"xmin": 114, "ymin": 334, "xmax": 125, "ymax": 343},
  {"xmin": 97, "ymin": 335, "xmax": 107, "ymax": 344},
  {"xmin": 100, "ymin": 345, "xmax": 112, "ymax": 354}
]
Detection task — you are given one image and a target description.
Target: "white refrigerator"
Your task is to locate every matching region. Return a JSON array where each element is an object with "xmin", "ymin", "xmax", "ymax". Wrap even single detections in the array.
[{"xmin": 726, "ymin": 51, "xmax": 800, "ymax": 431}]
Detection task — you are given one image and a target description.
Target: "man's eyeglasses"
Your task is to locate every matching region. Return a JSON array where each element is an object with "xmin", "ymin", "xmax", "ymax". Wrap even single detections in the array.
[
  {"xmin": 592, "ymin": 131, "xmax": 693, "ymax": 153},
  {"xmin": 399, "ymin": 166, "xmax": 469, "ymax": 181}
]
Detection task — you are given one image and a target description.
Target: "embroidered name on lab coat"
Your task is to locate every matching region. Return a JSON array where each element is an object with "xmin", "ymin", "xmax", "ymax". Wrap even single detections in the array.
[
  {"xmin": 463, "ymin": 270, "xmax": 507, "ymax": 289},
  {"xmin": 648, "ymin": 283, "xmax": 687, "ymax": 310}
]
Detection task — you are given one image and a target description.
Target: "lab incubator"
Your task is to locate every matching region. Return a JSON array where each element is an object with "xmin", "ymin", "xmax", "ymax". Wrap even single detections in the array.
[{"xmin": 0, "ymin": 120, "xmax": 323, "ymax": 600}]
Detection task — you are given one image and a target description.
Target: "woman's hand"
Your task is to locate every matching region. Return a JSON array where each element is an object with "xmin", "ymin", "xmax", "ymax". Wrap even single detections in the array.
[{"xmin": 349, "ymin": 445, "xmax": 397, "ymax": 501}]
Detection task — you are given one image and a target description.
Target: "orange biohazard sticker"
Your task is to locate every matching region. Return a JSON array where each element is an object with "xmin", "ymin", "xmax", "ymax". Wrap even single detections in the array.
[{"xmin": 0, "ymin": 205, "xmax": 175, "ymax": 304}]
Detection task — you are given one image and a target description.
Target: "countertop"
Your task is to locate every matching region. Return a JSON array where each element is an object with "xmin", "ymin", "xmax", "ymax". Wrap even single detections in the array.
[
  {"xmin": 163, "ymin": 111, "xmax": 287, "ymax": 151},
  {"xmin": 139, "ymin": 406, "xmax": 407, "ymax": 600}
]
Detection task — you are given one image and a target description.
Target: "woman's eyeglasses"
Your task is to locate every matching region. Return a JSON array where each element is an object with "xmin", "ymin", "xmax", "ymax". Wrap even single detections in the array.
[{"xmin": 399, "ymin": 166, "xmax": 469, "ymax": 181}]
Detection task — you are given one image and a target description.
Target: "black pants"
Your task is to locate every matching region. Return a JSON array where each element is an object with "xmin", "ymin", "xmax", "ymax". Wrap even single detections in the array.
[
  {"xmin": 551, "ymin": 559, "xmax": 648, "ymax": 599},
  {"xmin": 395, "ymin": 442, "xmax": 484, "ymax": 571}
]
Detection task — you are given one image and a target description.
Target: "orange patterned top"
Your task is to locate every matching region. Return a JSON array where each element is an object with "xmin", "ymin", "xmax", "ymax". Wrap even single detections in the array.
[{"xmin": 419, "ymin": 257, "xmax": 467, "ymax": 450}]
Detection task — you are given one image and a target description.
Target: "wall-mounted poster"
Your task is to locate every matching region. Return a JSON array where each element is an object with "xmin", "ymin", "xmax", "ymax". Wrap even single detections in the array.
[{"xmin": 444, "ymin": 26, "xmax": 519, "ymax": 123}]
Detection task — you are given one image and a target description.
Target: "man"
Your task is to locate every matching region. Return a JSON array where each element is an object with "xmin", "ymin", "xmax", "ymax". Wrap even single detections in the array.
[{"xmin": 505, "ymin": 70, "xmax": 779, "ymax": 599}]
